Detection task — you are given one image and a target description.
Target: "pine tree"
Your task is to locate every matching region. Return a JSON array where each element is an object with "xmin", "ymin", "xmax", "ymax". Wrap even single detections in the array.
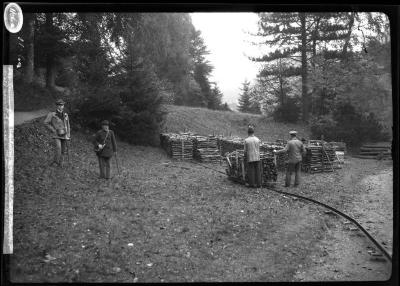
[
  {"xmin": 251, "ymin": 12, "xmax": 356, "ymax": 122},
  {"xmin": 237, "ymin": 80, "xmax": 252, "ymax": 113},
  {"xmin": 190, "ymin": 28, "xmax": 216, "ymax": 108},
  {"xmin": 209, "ymin": 83, "xmax": 223, "ymax": 110}
]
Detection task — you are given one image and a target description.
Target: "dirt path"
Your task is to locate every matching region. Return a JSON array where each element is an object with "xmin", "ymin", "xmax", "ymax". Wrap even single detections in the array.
[
  {"xmin": 292, "ymin": 160, "xmax": 393, "ymax": 282},
  {"xmin": 14, "ymin": 109, "xmax": 49, "ymax": 126}
]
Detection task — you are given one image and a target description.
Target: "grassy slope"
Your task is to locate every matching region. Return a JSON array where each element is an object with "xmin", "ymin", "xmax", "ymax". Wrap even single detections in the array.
[
  {"xmin": 11, "ymin": 116, "xmax": 322, "ymax": 283},
  {"xmin": 162, "ymin": 105, "xmax": 310, "ymax": 141},
  {"xmin": 10, "ymin": 113, "xmax": 391, "ymax": 282}
]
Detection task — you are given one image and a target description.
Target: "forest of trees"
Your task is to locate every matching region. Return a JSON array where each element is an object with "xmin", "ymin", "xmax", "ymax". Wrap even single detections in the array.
[
  {"xmin": 10, "ymin": 12, "xmax": 229, "ymax": 145},
  {"xmin": 237, "ymin": 12, "xmax": 392, "ymax": 145},
  {"xmin": 9, "ymin": 12, "xmax": 392, "ymax": 147}
]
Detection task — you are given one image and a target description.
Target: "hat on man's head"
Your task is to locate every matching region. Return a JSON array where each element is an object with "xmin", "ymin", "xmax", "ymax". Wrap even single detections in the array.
[
  {"xmin": 101, "ymin": 120, "xmax": 109, "ymax": 126},
  {"xmin": 289, "ymin": 130, "xmax": 297, "ymax": 135},
  {"xmin": 55, "ymin": 99, "xmax": 65, "ymax": 105}
]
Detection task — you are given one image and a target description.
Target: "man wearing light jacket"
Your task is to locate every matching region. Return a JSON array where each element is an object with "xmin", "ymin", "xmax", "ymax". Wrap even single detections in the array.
[
  {"xmin": 244, "ymin": 125, "xmax": 261, "ymax": 188},
  {"xmin": 274, "ymin": 130, "xmax": 306, "ymax": 187},
  {"xmin": 44, "ymin": 99, "xmax": 70, "ymax": 166}
]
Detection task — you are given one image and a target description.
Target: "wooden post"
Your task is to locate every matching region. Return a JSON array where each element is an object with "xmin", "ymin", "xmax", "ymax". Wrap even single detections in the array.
[{"xmin": 3, "ymin": 66, "xmax": 14, "ymax": 254}]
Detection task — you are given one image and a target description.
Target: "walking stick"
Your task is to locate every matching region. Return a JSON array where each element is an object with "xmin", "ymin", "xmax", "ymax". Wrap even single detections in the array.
[
  {"xmin": 115, "ymin": 153, "xmax": 120, "ymax": 175},
  {"xmin": 67, "ymin": 139, "xmax": 71, "ymax": 164}
]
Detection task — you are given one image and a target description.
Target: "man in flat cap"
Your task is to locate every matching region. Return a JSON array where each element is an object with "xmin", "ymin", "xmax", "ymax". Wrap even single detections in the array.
[
  {"xmin": 244, "ymin": 125, "xmax": 261, "ymax": 188},
  {"xmin": 44, "ymin": 99, "xmax": 71, "ymax": 166},
  {"xmin": 93, "ymin": 120, "xmax": 117, "ymax": 179},
  {"xmin": 274, "ymin": 130, "xmax": 306, "ymax": 187}
]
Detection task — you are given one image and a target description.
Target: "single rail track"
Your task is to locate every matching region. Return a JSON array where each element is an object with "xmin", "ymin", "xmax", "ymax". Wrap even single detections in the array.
[{"xmin": 191, "ymin": 160, "xmax": 392, "ymax": 263}]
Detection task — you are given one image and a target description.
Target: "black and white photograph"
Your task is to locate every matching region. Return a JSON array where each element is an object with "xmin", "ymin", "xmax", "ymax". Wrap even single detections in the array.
[{"xmin": 2, "ymin": 3, "xmax": 398, "ymax": 284}]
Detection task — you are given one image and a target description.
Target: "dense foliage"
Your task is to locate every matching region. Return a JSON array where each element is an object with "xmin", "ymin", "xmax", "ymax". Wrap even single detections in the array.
[
  {"xmin": 10, "ymin": 12, "xmax": 228, "ymax": 145},
  {"xmin": 272, "ymin": 97, "xmax": 301, "ymax": 123},
  {"xmin": 248, "ymin": 12, "xmax": 391, "ymax": 145},
  {"xmin": 310, "ymin": 102, "xmax": 390, "ymax": 146}
]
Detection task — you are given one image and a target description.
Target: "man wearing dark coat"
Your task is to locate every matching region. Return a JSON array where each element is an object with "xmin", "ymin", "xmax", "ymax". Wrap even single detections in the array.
[
  {"xmin": 44, "ymin": 99, "xmax": 71, "ymax": 166},
  {"xmin": 93, "ymin": 120, "xmax": 117, "ymax": 179},
  {"xmin": 274, "ymin": 131, "xmax": 306, "ymax": 187}
]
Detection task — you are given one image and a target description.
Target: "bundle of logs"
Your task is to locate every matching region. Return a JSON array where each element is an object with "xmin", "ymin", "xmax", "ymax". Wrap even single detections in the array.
[
  {"xmin": 159, "ymin": 132, "xmax": 194, "ymax": 160},
  {"xmin": 302, "ymin": 143, "xmax": 340, "ymax": 173},
  {"xmin": 225, "ymin": 150, "xmax": 278, "ymax": 186},
  {"xmin": 354, "ymin": 142, "xmax": 391, "ymax": 160},
  {"xmin": 192, "ymin": 135, "xmax": 221, "ymax": 163},
  {"xmin": 218, "ymin": 137, "xmax": 245, "ymax": 156},
  {"xmin": 260, "ymin": 143, "xmax": 287, "ymax": 171}
]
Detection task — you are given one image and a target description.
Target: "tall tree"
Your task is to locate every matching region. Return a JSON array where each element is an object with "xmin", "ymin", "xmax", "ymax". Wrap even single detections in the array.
[
  {"xmin": 209, "ymin": 83, "xmax": 224, "ymax": 110},
  {"xmin": 251, "ymin": 12, "xmax": 357, "ymax": 122},
  {"xmin": 24, "ymin": 13, "xmax": 35, "ymax": 83},
  {"xmin": 45, "ymin": 13, "xmax": 56, "ymax": 88},
  {"xmin": 237, "ymin": 80, "xmax": 252, "ymax": 113},
  {"xmin": 190, "ymin": 28, "xmax": 217, "ymax": 108}
]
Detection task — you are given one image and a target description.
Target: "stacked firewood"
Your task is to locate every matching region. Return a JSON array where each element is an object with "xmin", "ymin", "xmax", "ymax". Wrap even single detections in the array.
[
  {"xmin": 355, "ymin": 143, "xmax": 391, "ymax": 160},
  {"xmin": 225, "ymin": 151, "xmax": 278, "ymax": 186},
  {"xmin": 260, "ymin": 142, "xmax": 287, "ymax": 171},
  {"xmin": 218, "ymin": 137, "xmax": 245, "ymax": 155},
  {"xmin": 193, "ymin": 135, "xmax": 221, "ymax": 163},
  {"xmin": 260, "ymin": 153, "xmax": 278, "ymax": 183},
  {"xmin": 302, "ymin": 144, "xmax": 338, "ymax": 173},
  {"xmin": 159, "ymin": 132, "xmax": 194, "ymax": 160},
  {"xmin": 225, "ymin": 150, "xmax": 246, "ymax": 183},
  {"xmin": 303, "ymin": 146, "xmax": 323, "ymax": 173}
]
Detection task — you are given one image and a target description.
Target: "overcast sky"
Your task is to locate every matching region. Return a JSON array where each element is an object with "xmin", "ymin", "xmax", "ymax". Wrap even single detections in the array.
[{"xmin": 190, "ymin": 13, "xmax": 262, "ymax": 108}]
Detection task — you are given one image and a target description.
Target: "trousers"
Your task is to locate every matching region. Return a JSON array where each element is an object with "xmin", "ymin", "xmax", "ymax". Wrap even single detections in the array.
[
  {"xmin": 247, "ymin": 161, "xmax": 261, "ymax": 187},
  {"xmin": 98, "ymin": 156, "xmax": 111, "ymax": 179},
  {"xmin": 54, "ymin": 138, "xmax": 67, "ymax": 165},
  {"xmin": 285, "ymin": 161, "xmax": 301, "ymax": 187}
]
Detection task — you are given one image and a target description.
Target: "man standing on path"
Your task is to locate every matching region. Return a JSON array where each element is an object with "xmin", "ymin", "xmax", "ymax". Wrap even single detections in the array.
[
  {"xmin": 244, "ymin": 125, "xmax": 261, "ymax": 188},
  {"xmin": 93, "ymin": 120, "xmax": 117, "ymax": 180},
  {"xmin": 274, "ymin": 131, "xmax": 306, "ymax": 187},
  {"xmin": 44, "ymin": 99, "xmax": 71, "ymax": 166}
]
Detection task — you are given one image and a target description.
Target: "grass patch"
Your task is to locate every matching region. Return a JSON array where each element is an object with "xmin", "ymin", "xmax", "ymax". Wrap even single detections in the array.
[{"xmin": 162, "ymin": 104, "xmax": 310, "ymax": 141}]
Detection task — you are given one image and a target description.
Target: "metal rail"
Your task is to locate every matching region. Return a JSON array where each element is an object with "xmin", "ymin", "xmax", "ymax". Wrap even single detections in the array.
[{"xmin": 191, "ymin": 160, "xmax": 392, "ymax": 263}]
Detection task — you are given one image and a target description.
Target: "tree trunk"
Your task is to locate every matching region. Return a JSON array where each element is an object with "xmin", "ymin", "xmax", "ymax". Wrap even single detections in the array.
[
  {"xmin": 279, "ymin": 76, "xmax": 286, "ymax": 105},
  {"xmin": 24, "ymin": 14, "xmax": 35, "ymax": 84},
  {"xmin": 342, "ymin": 12, "xmax": 355, "ymax": 59},
  {"xmin": 45, "ymin": 13, "xmax": 56, "ymax": 89},
  {"xmin": 300, "ymin": 13, "xmax": 309, "ymax": 122},
  {"xmin": 311, "ymin": 17, "xmax": 320, "ymax": 69}
]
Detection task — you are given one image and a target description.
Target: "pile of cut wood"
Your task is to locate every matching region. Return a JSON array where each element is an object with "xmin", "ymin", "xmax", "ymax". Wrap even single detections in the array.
[
  {"xmin": 260, "ymin": 142, "xmax": 287, "ymax": 171},
  {"xmin": 218, "ymin": 137, "xmax": 244, "ymax": 156},
  {"xmin": 193, "ymin": 135, "xmax": 221, "ymax": 163},
  {"xmin": 354, "ymin": 142, "xmax": 391, "ymax": 160},
  {"xmin": 302, "ymin": 143, "xmax": 340, "ymax": 173},
  {"xmin": 225, "ymin": 150, "xmax": 278, "ymax": 186},
  {"xmin": 159, "ymin": 132, "xmax": 194, "ymax": 160}
]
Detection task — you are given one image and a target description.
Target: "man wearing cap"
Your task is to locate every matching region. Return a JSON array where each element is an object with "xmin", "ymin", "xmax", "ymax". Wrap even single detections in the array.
[
  {"xmin": 93, "ymin": 120, "xmax": 117, "ymax": 179},
  {"xmin": 274, "ymin": 131, "xmax": 306, "ymax": 187},
  {"xmin": 244, "ymin": 126, "xmax": 261, "ymax": 188},
  {"xmin": 44, "ymin": 99, "xmax": 71, "ymax": 166}
]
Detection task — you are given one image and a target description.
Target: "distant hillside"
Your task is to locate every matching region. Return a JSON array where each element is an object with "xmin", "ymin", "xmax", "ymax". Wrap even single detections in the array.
[{"xmin": 161, "ymin": 104, "xmax": 310, "ymax": 142}]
